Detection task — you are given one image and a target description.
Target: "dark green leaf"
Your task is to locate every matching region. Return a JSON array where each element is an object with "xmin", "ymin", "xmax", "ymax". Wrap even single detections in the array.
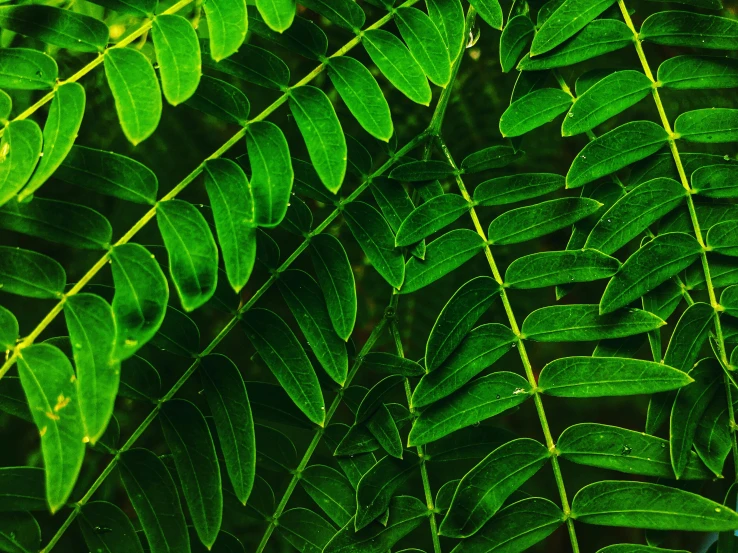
[
  {"xmin": 367, "ymin": 404, "xmax": 403, "ymax": 459},
  {"xmin": 0, "ymin": 468, "xmax": 45, "ymax": 512},
  {"xmin": 79, "ymin": 501, "xmax": 144, "ymax": 553},
  {"xmin": 301, "ymin": 465, "xmax": 355, "ymax": 526},
  {"xmin": 659, "ymin": 56, "xmax": 738, "ymax": 90},
  {"xmin": 390, "ymin": 160, "xmax": 456, "ymax": 182},
  {"xmin": 530, "ymin": 0, "xmax": 617, "ymax": 56},
  {"xmin": 640, "ymin": 11, "xmax": 738, "ymax": 50},
  {"xmin": 355, "ymin": 375, "xmax": 404, "ymax": 423},
  {"xmin": 664, "ymin": 302, "xmax": 715, "ymax": 372},
  {"xmin": 363, "ymin": 352, "xmax": 424, "ymax": 377},
  {"xmin": 277, "ymin": 508, "xmax": 336, "ymax": 553},
  {"xmin": 202, "ymin": 42, "xmax": 289, "ymax": 89},
  {"xmin": 675, "ymin": 109, "xmax": 738, "ymax": 143},
  {"xmin": 505, "ymin": 249, "xmax": 619, "ymax": 289},
  {"xmin": 0, "ymin": 511, "xmax": 40, "ymax": 553},
  {"xmin": 473, "ymin": 173, "xmax": 564, "ymax": 206},
  {"xmin": 310, "ymin": 234, "xmax": 356, "ymax": 341},
  {"xmin": 500, "ymin": 15, "xmax": 535, "ymax": 73},
  {"xmin": 396, "ymin": 194, "xmax": 469, "ymax": 247},
  {"xmin": 692, "ymin": 165, "xmax": 738, "ymax": 198},
  {"xmin": 461, "ymin": 146, "xmax": 522, "ymax": 174},
  {"xmin": 300, "ymin": 0, "xmax": 364, "ymax": 31},
  {"xmin": 355, "ymin": 456, "xmax": 418, "ymax": 530},
  {"xmin": 185, "ymin": 76, "xmax": 250, "ymax": 125},
  {"xmin": 119, "ymin": 355, "xmax": 161, "ymax": 402},
  {"xmin": 0, "ymin": 305, "xmax": 17, "ymax": 351},
  {"xmin": 246, "ymin": 121, "xmax": 293, "ymax": 227}
]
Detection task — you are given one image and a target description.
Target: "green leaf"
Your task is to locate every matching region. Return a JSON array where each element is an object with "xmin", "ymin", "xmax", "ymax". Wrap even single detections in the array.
[
  {"xmin": 0, "ymin": 5, "xmax": 108, "ymax": 52},
  {"xmin": 401, "ymin": 229, "xmax": 486, "ymax": 294},
  {"xmin": 571, "ymin": 480, "xmax": 738, "ymax": 531},
  {"xmin": 518, "ymin": 20, "xmax": 632, "ymax": 71},
  {"xmin": 200, "ymin": 355, "xmax": 255, "ymax": 505},
  {"xmin": 119, "ymin": 355, "xmax": 161, "ymax": 402},
  {"xmin": 597, "ymin": 546, "xmax": 689, "ymax": 553},
  {"xmin": 362, "ymin": 29, "xmax": 431, "ymax": 106},
  {"xmin": 64, "ymin": 294, "xmax": 118, "ymax": 444},
  {"xmin": 426, "ymin": 426, "xmax": 517, "ymax": 463},
  {"xmin": 289, "ymin": 86, "xmax": 346, "ymax": 193},
  {"xmin": 355, "ymin": 455, "xmax": 418, "ymax": 530},
  {"xmin": 119, "ymin": 449, "xmax": 190, "ymax": 553},
  {"xmin": 300, "ymin": 0, "xmax": 364, "ymax": 31},
  {"xmin": 658, "ymin": 56, "xmax": 738, "ymax": 90},
  {"xmin": 152, "ymin": 15, "xmax": 201, "ymax": 105},
  {"xmin": 722, "ymin": 285, "xmax": 738, "ymax": 318},
  {"xmin": 0, "ymin": 120, "xmax": 42, "ymax": 207},
  {"xmin": 185, "ymin": 76, "xmax": 250, "ymax": 125},
  {"xmin": 202, "ymin": 42, "xmax": 289, "ymax": 89},
  {"xmin": 505, "ymin": 249, "xmax": 619, "ymax": 289},
  {"xmin": 600, "ymin": 233, "xmax": 701, "ymax": 315},
  {"xmin": 367, "ymin": 404, "xmax": 403, "ymax": 459},
  {"xmin": 390, "ymin": 160, "xmax": 455, "ymax": 182},
  {"xmin": 0, "ymin": 90, "xmax": 10, "ymax": 124},
  {"xmin": 584, "ymin": 177, "xmax": 684, "ymax": 254},
  {"xmin": 538, "ymin": 356, "xmax": 692, "ymax": 397},
  {"xmin": 255, "ymin": 0, "xmax": 295, "ymax": 33},
  {"xmin": 426, "ymin": 0, "xmax": 465, "ymax": 64},
  {"xmin": 0, "ymin": 48, "xmax": 57, "ymax": 90},
  {"xmin": 255, "ymin": 423, "xmax": 298, "ymax": 470},
  {"xmin": 675, "ymin": 108, "xmax": 738, "ymax": 143},
  {"xmin": 328, "ymin": 57, "xmax": 393, "ymax": 142},
  {"xmin": 88, "ymin": 0, "xmax": 155, "ymax": 16},
  {"xmin": 562, "ymin": 70, "xmax": 652, "ymax": 136},
  {"xmin": 395, "ymin": 7, "xmax": 451, "ymax": 87},
  {"xmin": 412, "ymin": 324, "xmax": 516, "ymax": 408},
  {"xmin": 79, "ymin": 501, "xmax": 144, "ymax": 553},
  {"xmin": 408, "ymin": 372, "xmax": 531, "ymax": 446},
  {"xmin": 245, "ymin": 121, "xmax": 293, "ymax": 226},
  {"xmin": 500, "ymin": 15, "xmax": 535, "ymax": 73},
  {"xmin": 277, "ymin": 508, "xmax": 336, "ymax": 553},
  {"xmin": 532, "ymin": 0, "xmax": 616, "ymax": 56},
  {"xmin": 468, "ymin": 0, "xmax": 503, "ymax": 29},
  {"xmin": 279, "ymin": 270, "xmax": 349, "ymax": 385},
  {"xmin": 55, "ymin": 145, "xmax": 158, "ymax": 205},
  {"xmin": 692, "ymin": 165, "xmax": 738, "ymax": 198},
  {"xmin": 110, "ymin": 244, "xmax": 169, "ymax": 360},
  {"xmin": 363, "ymin": 352, "xmax": 424, "ymax": 377},
  {"xmin": 0, "ymin": 467, "xmax": 45, "ymax": 512},
  {"xmin": 694, "ymin": 393, "xmax": 734, "ymax": 476},
  {"xmin": 161, "ymin": 400, "xmax": 222, "ymax": 548},
  {"xmin": 499, "ymin": 88, "xmax": 572, "ymax": 137},
  {"xmin": 640, "ymin": 11, "xmax": 738, "ymax": 50},
  {"xmin": 325, "ymin": 496, "xmax": 428, "ymax": 553},
  {"xmin": 558, "ymin": 423, "xmax": 712, "ymax": 480},
  {"xmin": 204, "ymin": 159, "xmax": 255, "ymax": 292},
  {"xmin": 22, "ymin": 82, "xmax": 85, "ymax": 199},
  {"xmin": 17, "ymin": 344, "xmax": 84, "ymax": 513},
  {"xmin": 343, "ymin": 201, "xmax": 405, "ymax": 289},
  {"xmin": 708, "ymin": 220, "xmax": 738, "ymax": 256},
  {"xmin": 157, "ymin": 199, "xmax": 218, "ymax": 311},
  {"xmin": 440, "ymin": 439, "xmax": 549, "ymax": 538},
  {"xmin": 203, "ymin": 0, "xmax": 248, "ymax": 61},
  {"xmin": 671, "ymin": 359, "xmax": 721, "ymax": 479},
  {"xmin": 0, "ymin": 305, "xmax": 17, "ymax": 351},
  {"xmin": 473, "ymin": 173, "xmax": 564, "ymax": 206},
  {"xmin": 104, "ymin": 48, "xmax": 162, "ymax": 145},
  {"xmin": 488, "ymin": 198, "xmax": 602, "ymax": 245},
  {"xmin": 450, "ymin": 497, "xmax": 564, "ymax": 553},
  {"xmin": 566, "ymin": 121, "xmax": 669, "ymax": 188},
  {"xmin": 0, "ymin": 511, "xmax": 40, "ymax": 553},
  {"xmin": 425, "ymin": 276, "xmax": 500, "ymax": 371},
  {"xmin": 301, "ymin": 465, "xmax": 355, "ymax": 526},
  {"xmin": 355, "ymin": 375, "xmax": 404, "ymax": 423},
  {"xmin": 0, "ymin": 246, "xmax": 65, "ymax": 299},
  {"xmin": 242, "ymin": 308, "xmax": 325, "ymax": 425},
  {"xmin": 310, "ymin": 234, "xmax": 356, "ymax": 341},
  {"xmin": 461, "ymin": 145, "xmax": 522, "ymax": 174},
  {"xmin": 522, "ymin": 304, "xmax": 665, "ymax": 342}
]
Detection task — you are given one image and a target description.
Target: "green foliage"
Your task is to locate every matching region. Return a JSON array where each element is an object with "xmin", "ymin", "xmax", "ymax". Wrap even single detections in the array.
[{"xmin": 2, "ymin": 1, "xmax": 738, "ymax": 553}]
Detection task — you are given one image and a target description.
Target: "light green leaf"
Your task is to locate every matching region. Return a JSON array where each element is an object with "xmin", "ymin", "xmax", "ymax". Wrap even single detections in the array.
[
  {"xmin": 585, "ymin": 177, "xmax": 684, "ymax": 254},
  {"xmin": 571, "ymin": 480, "xmax": 738, "ymax": 531},
  {"xmin": 640, "ymin": 11, "xmax": 738, "ymax": 50},
  {"xmin": 506, "ymin": 249, "xmax": 619, "ymax": 289},
  {"xmin": 301, "ymin": 465, "xmax": 355, "ymax": 527},
  {"xmin": 558, "ymin": 423, "xmax": 712, "ymax": 480},
  {"xmin": 255, "ymin": 0, "xmax": 295, "ymax": 33},
  {"xmin": 0, "ymin": 48, "xmax": 57, "ymax": 90},
  {"xmin": 355, "ymin": 455, "xmax": 417, "ymax": 530},
  {"xmin": 692, "ymin": 165, "xmax": 738, "ymax": 198},
  {"xmin": 242, "ymin": 308, "xmax": 325, "ymax": 425},
  {"xmin": 110, "ymin": 243, "xmax": 169, "ymax": 360},
  {"xmin": 185, "ymin": 76, "xmax": 250, "ymax": 125},
  {"xmin": 202, "ymin": 42, "xmax": 289, "ymax": 89},
  {"xmin": 119, "ymin": 449, "xmax": 190, "ymax": 553},
  {"xmin": 473, "ymin": 173, "xmax": 564, "ymax": 206},
  {"xmin": 79, "ymin": 502, "xmax": 144, "ymax": 553},
  {"xmin": 600, "ymin": 233, "xmax": 701, "ymax": 315},
  {"xmin": 708, "ymin": 220, "xmax": 738, "ymax": 256},
  {"xmin": 64, "ymin": 294, "xmax": 118, "ymax": 444},
  {"xmin": 532, "ymin": 0, "xmax": 616, "ymax": 56},
  {"xmin": 0, "ymin": 511, "xmax": 40, "ymax": 553},
  {"xmin": 246, "ymin": 121, "xmax": 293, "ymax": 227},
  {"xmin": 0, "ymin": 246, "xmax": 65, "ymax": 299},
  {"xmin": 161, "ymin": 400, "xmax": 222, "ymax": 548},
  {"xmin": 0, "ymin": 119, "xmax": 42, "ymax": 207},
  {"xmin": 157, "ymin": 199, "xmax": 218, "ymax": 311},
  {"xmin": 301, "ymin": 0, "xmax": 364, "ymax": 31},
  {"xmin": 104, "ymin": 48, "xmax": 162, "ymax": 146},
  {"xmin": 499, "ymin": 88, "xmax": 572, "ymax": 137},
  {"xmin": 500, "ymin": 15, "xmax": 535, "ymax": 73},
  {"xmin": 328, "ymin": 57, "xmax": 393, "ymax": 142},
  {"xmin": 658, "ymin": 56, "xmax": 738, "ymax": 90},
  {"xmin": 343, "ymin": 201, "xmax": 404, "ymax": 289},
  {"xmin": 0, "ymin": 305, "xmax": 17, "ymax": 351},
  {"xmin": 538, "ymin": 356, "xmax": 692, "ymax": 397},
  {"xmin": 675, "ymin": 108, "xmax": 738, "ymax": 143},
  {"xmin": 362, "ymin": 29, "xmax": 431, "ymax": 106},
  {"xmin": 395, "ymin": 7, "xmax": 451, "ymax": 87},
  {"xmin": 440, "ymin": 439, "xmax": 549, "ymax": 538},
  {"xmin": 408, "ymin": 372, "xmax": 531, "ymax": 446},
  {"xmin": 204, "ymin": 158, "xmax": 255, "ymax": 292},
  {"xmin": 522, "ymin": 304, "xmax": 665, "ymax": 342},
  {"xmin": 450, "ymin": 497, "xmax": 564, "ymax": 553},
  {"xmin": 310, "ymin": 234, "xmax": 356, "ymax": 341},
  {"xmin": 461, "ymin": 145, "xmax": 522, "ymax": 174},
  {"xmin": 279, "ymin": 270, "xmax": 348, "ymax": 385},
  {"xmin": 468, "ymin": 0, "xmax": 503, "ymax": 29},
  {"xmin": 0, "ymin": 90, "xmax": 10, "ymax": 124},
  {"xmin": 488, "ymin": 197, "xmax": 602, "ymax": 245},
  {"xmin": 367, "ymin": 404, "xmax": 403, "ymax": 459},
  {"xmin": 22, "ymin": 82, "xmax": 85, "ymax": 199},
  {"xmin": 0, "ymin": 5, "xmax": 108, "ymax": 52},
  {"xmin": 412, "ymin": 324, "xmax": 516, "ymax": 408},
  {"xmin": 277, "ymin": 508, "xmax": 336, "ymax": 553},
  {"xmin": 17, "ymin": 344, "xmax": 85, "ymax": 513},
  {"xmin": 152, "ymin": 15, "xmax": 201, "ymax": 105},
  {"xmin": 203, "ymin": 0, "xmax": 248, "ymax": 61},
  {"xmin": 55, "ymin": 145, "xmax": 158, "ymax": 205},
  {"xmin": 289, "ymin": 86, "xmax": 346, "ymax": 194},
  {"xmin": 426, "ymin": 0, "xmax": 465, "ymax": 63}
]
